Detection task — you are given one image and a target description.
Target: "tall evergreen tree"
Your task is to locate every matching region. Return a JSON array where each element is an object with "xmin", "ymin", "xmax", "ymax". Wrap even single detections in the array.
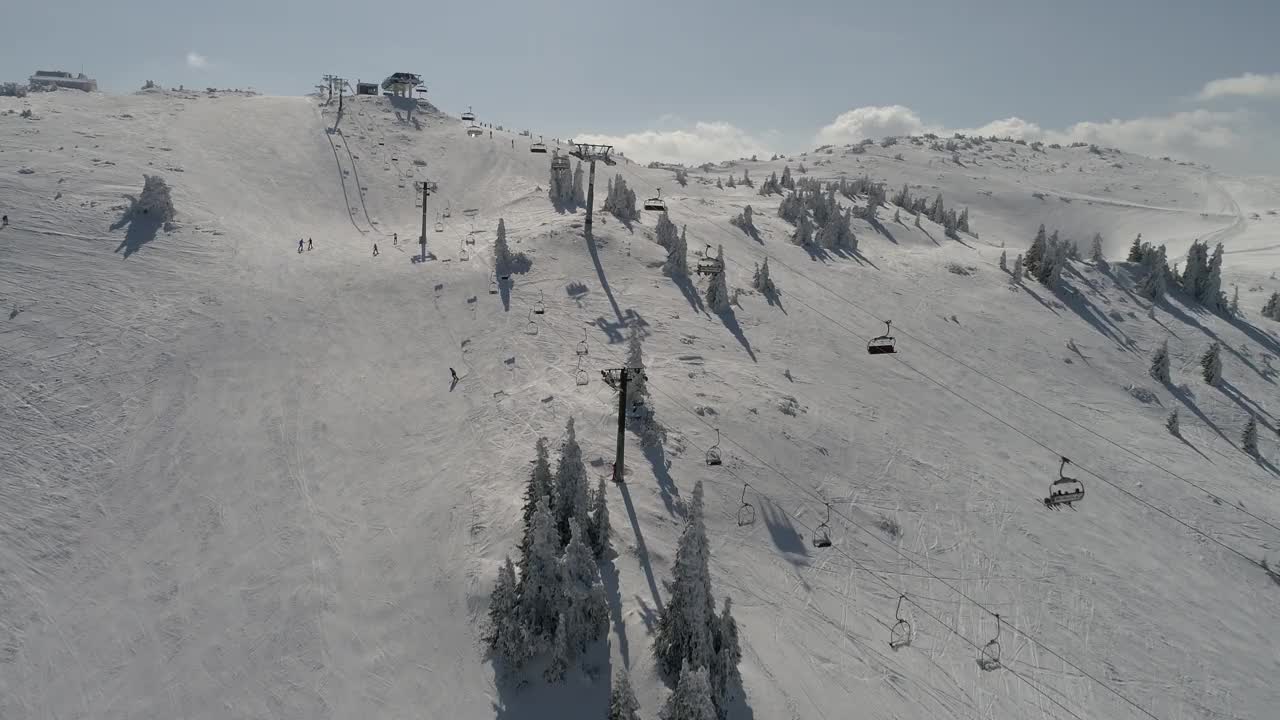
[
  {"xmin": 705, "ymin": 247, "xmax": 731, "ymax": 313},
  {"xmin": 1200, "ymin": 342, "xmax": 1222, "ymax": 386},
  {"xmin": 1011, "ymin": 253, "xmax": 1024, "ymax": 283},
  {"xmin": 999, "ymin": 250, "xmax": 1007, "ymax": 271},
  {"xmin": 560, "ymin": 518, "xmax": 609, "ymax": 655},
  {"xmin": 929, "ymin": 193, "xmax": 945, "ymax": 224},
  {"xmin": 660, "ymin": 662, "xmax": 718, "ymax": 720},
  {"xmin": 544, "ymin": 611, "xmax": 570, "ymax": 682},
  {"xmin": 486, "ymin": 556, "xmax": 527, "ymax": 667},
  {"xmin": 1166, "ymin": 409, "xmax": 1180, "ymax": 436},
  {"xmin": 1126, "ymin": 233, "xmax": 1145, "ymax": 262},
  {"xmin": 655, "ymin": 211, "xmax": 679, "ymax": 250},
  {"xmin": 1150, "ymin": 339, "xmax": 1171, "ymax": 384},
  {"xmin": 1229, "ymin": 286, "xmax": 1240, "ymax": 316},
  {"xmin": 1204, "ymin": 243, "xmax": 1226, "ymax": 311},
  {"xmin": 664, "ymin": 225, "xmax": 689, "ymax": 276},
  {"xmin": 957, "ymin": 206, "xmax": 970, "ymax": 233},
  {"xmin": 1242, "ymin": 416, "xmax": 1259, "ymax": 457},
  {"xmin": 588, "ymin": 477, "xmax": 612, "ymax": 559},
  {"xmin": 1139, "ymin": 244, "xmax": 1169, "ymax": 300},
  {"xmin": 654, "ymin": 482, "xmax": 716, "ymax": 678},
  {"xmin": 518, "ymin": 437, "xmax": 555, "ymax": 577},
  {"xmin": 609, "ymin": 670, "xmax": 642, "ymax": 720},
  {"xmin": 495, "ymin": 218, "xmax": 512, "ymax": 274},
  {"xmin": 710, "ymin": 596, "xmax": 743, "ymax": 710},
  {"xmin": 1182, "ymin": 240, "xmax": 1208, "ymax": 297},
  {"xmin": 1090, "ymin": 232, "xmax": 1106, "ymax": 267},
  {"xmin": 554, "ymin": 418, "xmax": 590, "ymax": 546},
  {"xmin": 792, "ymin": 214, "xmax": 814, "ymax": 246},
  {"xmin": 752, "ymin": 258, "xmax": 776, "ymax": 295},
  {"xmin": 520, "ymin": 495, "xmax": 563, "ymax": 644},
  {"xmin": 780, "ymin": 164, "xmax": 794, "ymax": 190},
  {"xmin": 1025, "ymin": 224, "xmax": 1048, "ymax": 275},
  {"xmin": 1262, "ymin": 291, "xmax": 1280, "ymax": 321}
]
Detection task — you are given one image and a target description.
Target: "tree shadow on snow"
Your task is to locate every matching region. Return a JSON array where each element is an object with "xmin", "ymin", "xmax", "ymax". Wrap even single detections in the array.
[
  {"xmin": 670, "ymin": 271, "xmax": 705, "ymax": 314},
  {"xmin": 1219, "ymin": 380, "xmax": 1276, "ymax": 429},
  {"xmin": 1168, "ymin": 382, "xmax": 1229, "ymax": 443},
  {"xmin": 1053, "ymin": 274, "xmax": 1140, "ymax": 352},
  {"xmin": 492, "ymin": 643, "xmax": 612, "ymax": 720},
  {"xmin": 110, "ymin": 211, "xmax": 163, "ymax": 259},
  {"xmin": 866, "ymin": 215, "xmax": 897, "ymax": 245},
  {"xmin": 761, "ymin": 499, "xmax": 808, "ymax": 559},
  {"xmin": 714, "ymin": 306, "xmax": 757, "ymax": 363},
  {"xmin": 762, "ymin": 288, "xmax": 787, "ymax": 314},
  {"xmin": 1161, "ymin": 300, "xmax": 1274, "ymax": 385}
]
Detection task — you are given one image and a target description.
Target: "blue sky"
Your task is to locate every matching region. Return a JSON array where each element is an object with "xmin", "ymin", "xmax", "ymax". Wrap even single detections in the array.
[{"xmin": 3, "ymin": 0, "xmax": 1278, "ymax": 172}]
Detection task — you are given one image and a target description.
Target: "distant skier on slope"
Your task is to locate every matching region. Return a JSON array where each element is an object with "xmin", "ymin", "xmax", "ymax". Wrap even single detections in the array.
[
  {"xmin": 450, "ymin": 367, "xmax": 458, "ymax": 382},
  {"xmin": 298, "ymin": 238, "xmax": 304, "ymax": 253},
  {"xmin": 307, "ymin": 238, "xmax": 313, "ymax": 250},
  {"xmin": 373, "ymin": 243, "xmax": 379, "ymax": 256}
]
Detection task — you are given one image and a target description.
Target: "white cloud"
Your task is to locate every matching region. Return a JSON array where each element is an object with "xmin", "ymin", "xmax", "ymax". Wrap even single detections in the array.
[
  {"xmin": 575, "ymin": 121, "xmax": 772, "ymax": 165},
  {"xmin": 1048, "ymin": 110, "xmax": 1242, "ymax": 155},
  {"xmin": 813, "ymin": 105, "xmax": 933, "ymax": 146},
  {"xmin": 1197, "ymin": 72, "xmax": 1280, "ymax": 100},
  {"xmin": 186, "ymin": 52, "xmax": 209, "ymax": 70},
  {"xmin": 957, "ymin": 116, "xmax": 1045, "ymax": 141}
]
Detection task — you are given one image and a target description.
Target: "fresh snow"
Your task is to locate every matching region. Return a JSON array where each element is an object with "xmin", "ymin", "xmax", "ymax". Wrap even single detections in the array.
[{"xmin": 3, "ymin": 88, "xmax": 1280, "ymax": 719}]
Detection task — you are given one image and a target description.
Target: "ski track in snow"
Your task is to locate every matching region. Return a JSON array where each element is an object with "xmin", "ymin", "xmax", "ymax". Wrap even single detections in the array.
[{"xmin": 2, "ymin": 89, "xmax": 1280, "ymax": 720}]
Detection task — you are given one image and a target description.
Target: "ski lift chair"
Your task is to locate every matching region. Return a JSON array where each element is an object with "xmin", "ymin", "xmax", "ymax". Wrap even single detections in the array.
[
  {"xmin": 867, "ymin": 320, "xmax": 897, "ymax": 355},
  {"xmin": 526, "ymin": 310, "xmax": 539, "ymax": 335},
  {"xmin": 977, "ymin": 613, "xmax": 1002, "ymax": 671},
  {"xmin": 530, "ymin": 135, "xmax": 548, "ymax": 153},
  {"xmin": 434, "ymin": 214, "xmax": 444, "ymax": 232},
  {"xmin": 534, "ymin": 290, "xmax": 546, "ymax": 315},
  {"xmin": 889, "ymin": 595, "xmax": 912, "ymax": 650},
  {"xmin": 551, "ymin": 154, "xmax": 570, "ymax": 171},
  {"xmin": 705, "ymin": 429, "xmax": 723, "ymax": 466},
  {"xmin": 737, "ymin": 483, "xmax": 756, "ymax": 526},
  {"xmin": 488, "ymin": 275, "xmax": 498, "ymax": 294},
  {"xmin": 459, "ymin": 241, "xmax": 469, "ymax": 262},
  {"xmin": 695, "ymin": 257, "xmax": 723, "ymax": 276},
  {"xmin": 575, "ymin": 357, "xmax": 589, "ymax": 386},
  {"xmin": 466, "ymin": 123, "xmax": 483, "ymax": 137},
  {"xmin": 576, "ymin": 329, "xmax": 589, "ymax": 357},
  {"xmin": 1043, "ymin": 457, "xmax": 1085, "ymax": 509},
  {"xmin": 812, "ymin": 502, "xmax": 833, "ymax": 548},
  {"xmin": 443, "ymin": 204, "xmax": 452, "ymax": 218},
  {"xmin": 461, "ymin": 105, "xmax": 476, "ymax": 122},
  {"xmin": 643, "ymin": 188, "xmax": 667, "ymax": 212}
]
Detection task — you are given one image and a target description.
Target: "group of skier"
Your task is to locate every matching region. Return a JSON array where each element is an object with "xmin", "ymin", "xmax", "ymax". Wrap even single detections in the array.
[{"xmin": 297, "ymin": 238, "xmax": 313, "ymax": 253}]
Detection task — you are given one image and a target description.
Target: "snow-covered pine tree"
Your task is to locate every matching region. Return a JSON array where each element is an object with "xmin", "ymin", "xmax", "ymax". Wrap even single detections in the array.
[
  {"xmin": 1025, "ymin": 224, "xmax": 1048, "ymax": 275},
  {"xmin": 495, "ymin": 218, "xmax": 512, "ymax": 273},
  {"xmin": 725, "ymin": 174, "xmax": 736, "ymax": 188},
  {"xmin": 1139, "ymin": 244, "xmax": 1169, "ymax": 300},
  {"xmin": 608, "ymin": 670, "xmax": 642, "ymax": 720},
  {"xmin": 777, "ymin": 192, "xmax": 803, "ymax": 225},
  {"xmin": 893, "ymin": 183, "xmax": 912, "ymax": 208},
  {"xmin": 913, "ymin": 211, "xmax": 921, "ymax": 228},
  {"xmin": 554, "ymin": 417, "xmax": 590, "ymax": 546},
  {"xmin": 715, "ymin": 177, "xmax": 723, "ymax": 190},
  {"xmin": 928, "ymin": 193, "xmax": 945, "ymax": 224},
  {"xmin": 660, "ymin": 661, "xmax": 718, "ymax": 720},
  {"xmin": 572, "ymin": 161, "xmax": 586, "ymax": 206},
  {"xmin": 1090, "ymin": 232, "xmax": 1106, "ymax": 267},
  {"xmin": 1229, "ymin": 286, "xmax": 1240, "ymax": 316},
  {"xmin": 797, "ymin": 162, "xmax": 806, "ymax": 174},
  {"xmin": 741, "ymin": 168, "xmax": 752, "ymax": 187},
  {"xmin": 1011, "ymin": 254, "xmax": 1024, "ymax": 283},
  {"xmin": 958, "ymin": 207, "xmax": 970, "ymax": 233},
  {"xmin": 520, "ymin": 495, "xmax": 563, "ymax": 644},
  {"xmin": 710, "ymin": 596, "xmax": 743, "ymax": 710},
  {"xmin": 560, "ymin": 518, "xmax": 609, "ymax": 655},
  {"xmin": 1262, "ymin": 291, "xmax": 1280, "ymax": 321},
  {"xmin": 675, "ymin": 168, "xmax": 689, "ymax": 187},
  {"xmin": 792, "ymin": 214, "xmax": 814, "ymax": 246},
  {"xmin": 1200, "ymin": 342, "xmax": 1222, "ymax": 386},
  {"xmin": 1166, "ymin": 409, "xmax": 1179, "ymax": 436},
  {"xmin": 1127, "ymin": 233, "xmax": 1144, "ymax": 262},
  {"xmin": 1204, "ymin": 243, "xmax": 1226, "ymax": 311},
  {"xmin": 999, "ymin": 250, "xmax": 1007, "ymax": 271},
  {"xmin": 705, "ymin": 247, "xmax": 730, "ymax": 313},
  {"xmin": 518, "ymin": 437, "xmax": 556, "ymax": 577},
  {"xmin": 893, "ymin": 207, "xmax": 901, "ymax": 223},
  {"xmin": 544, "ymin": 611, "xmax": 569, "ymax": 682},
  {"xmin": 1242, "ymin": 416, "xmax": 1259, "ymax": 457},
  {"xmin": 654, "ymin": 481, "xmax": 716, "ymax": 678},
  {"xmin": 730, "ymin": 205, "xmax": 754, "ymax": 232},
  {"xmin": 1182, "ymin": 239, "xmax": 1208, "ymax": 297},
  {"xmin": 752, "ymin": 258, "xmax": 776, "ymax": 295},
  {"xmin": 603, "ymin": 174, "xmax": 638, "ymax": 221},
  {"xmin": 780, "ymin": 164, "xmax": 794, "ymax": 190},
  {"xmin": 664, "ymin": 225, "xmax": 689, "ymax": 276},
  {"xmin": 486, "ymin": 556, "xmax": 527, "ymax": 668},
  {"xmin": 588, "ymin": 477, "xmax": 612, "ymax": 559},
  {"xmin": 655, "ymin": 211, "xmax": 678, "ymax": 250},
  {"xmin": 1150, "ymin": 339, "xmax": 1171, "ymax": 383}
]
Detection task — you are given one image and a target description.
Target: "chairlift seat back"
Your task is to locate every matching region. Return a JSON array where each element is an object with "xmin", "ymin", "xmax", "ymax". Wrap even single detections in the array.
[
  {"xmin": 644, "ymin": 198, "xmax": 667, "ymax": 211},
  {"xmin": 812, "ymin": 533, "xmax": 832, "ymax": 548},
  {"xmin": 530, "ymin": 143, "xmax": 547, "ymax": 153},
  {"xmin": 867, "ymin": 337, "xmax": 896, "ymax": 354},
  {"xmin": 705, "ymin": 449, "xmax": 722, "ymax": 466}
]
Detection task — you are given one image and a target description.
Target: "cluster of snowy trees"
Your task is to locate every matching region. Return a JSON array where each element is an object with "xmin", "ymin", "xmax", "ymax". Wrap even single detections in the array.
[
  {"xmin": 486, "ymin": 419, "xmax": 612, "ymax": 680},
  {"xmin": 1263, "ymin": 292, "xmax": 1280, "ymax": 321},
  {"xmin": 547, "ymin": 153, "xmax": 585, "ymax": 208},
  {"xmin": 751, "ymin": 258, "xmax": 776, "ymax": 296},
  {"xmin": 1126, "ymin": 235, "xmax": 1229, "ymax": 310},
  {"xmin": 1023, "ymin": 224, "xmax": 1071, "ymax": 288},
  {"xmin": 625, "ymin": 325, "xmax": 665, "ymax": 447},
  {"xmin": 654, "ymin": 211, "xmax": 690, "ymax": 276},
  {"xmin": 674, "ymin": 168, "xmax": 689, "ymax": 187},
  {"xmin": 776, "ymin": 181, "xmax": 856, "ymax": 252},
  {"xmin": 704, "ymin": 245, "xmax": 730, "ymax": 313},
  {"xmin": 604, "ymin": 174, "xmax": 639, "ymax": 222},
  {"xmin": 1153, "ymin": 341, "xmax": 1266, "ymax": 457},
  {"xmin": 891, "ymin": 183, "xmax": 969, "ymax": 237},
  {"xmin": 653, "ymin": 481, "xmax": 743, "ymax": 719},
  {"xmin": 729, "ymin": 205, "xmax": 754, "ymax": 234}
]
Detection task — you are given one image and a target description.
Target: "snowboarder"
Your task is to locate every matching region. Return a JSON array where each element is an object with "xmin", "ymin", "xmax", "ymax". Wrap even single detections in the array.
[
  {"xmin": 298, "ymin": 238, "xmax": 304, "ymax": 253},
  {"xmin": 307, "ymin": 238, "xmax": 313, "ymax": 251},
  {"xmin": 373, "ymin": 243, "xmax": 379, "ymax": 257}
]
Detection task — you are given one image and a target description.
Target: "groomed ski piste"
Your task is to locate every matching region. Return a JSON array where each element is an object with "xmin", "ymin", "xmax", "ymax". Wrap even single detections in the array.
[{"xmin": 2, "ymin": 88, "xmax": 1279, "ymax": 719}]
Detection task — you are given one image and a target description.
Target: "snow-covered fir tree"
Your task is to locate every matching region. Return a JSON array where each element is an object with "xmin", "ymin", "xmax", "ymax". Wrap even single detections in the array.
[
  {"xmin": 548, "ymin": 153, "xmax": 574, "ymax": 206},
  {"xmin": 928, "ymin": 193, "xmax": 945, "ymax": 224},
  {"xmin": 588, "ymin": 477, "xmax": 612, "ymax": 559},
  {"xmin": 654, "ymin": 482, "xmax": 716, "ymax": 678},
  {"xmin": 958, "ymin": 206, "xmax": 970, "ymax": 233},
  {"xmin": 704, "ymin": 247, "xmax": 731, "ymax": 313},
  {"xmin": 1201, "ymin": 342, "xmax": 1222, "ymax": 386},
  {"xmin": 554, "ymin": 418, "xmax": 590, "ymax": 546},
  {"xmin": 999, "ymin": 250, "xmax": 1007, "ymax": 271},
  {"xmin": 709, "ymin": 596, "xmax": 742, "ymax": 710},
  {"xmin": 1025, "ymin": 224, "xmax": 1048, "ymax": 276},
  {"xmin": 518, "ymin": 437, "xmax": 555, "ymax": 577},
  {"xmin": 1203, "ymin": 242, "xmax": 1226, "ymax": 311},
  {"xmin": 730, "ymin": 205, "xmax": 754, "ymax": 233},
  {"xmin": 1150, "ymin": 339, "xmax": 1171, "ymax": 383},
  {"xmin": 780, "ymin": 164, "xmax": 794, "ymax": 190},
  {"xmin": 1139, "ymin": 244, "xmax": 1170, "ymax": 300},
  {"xmin": 1166, "ymin": 409, "xmax": 1180, "ymax": 436},
  {"xmin": 792, "ymin": 214, "xmax": 814, "ymax": 246},
  {"xmin": 740, "ymin": 168, "xmax": 752, "ymax": 187},
  {"xmin": 519, "ymin": 495, "xmax": 563, "ymax": 643},
  {"xmin": 661, "ymin": 662, "xmax": 718, "ymax": 720},
  {"xmin": 608, "ymin": 670, "xmax": 642, "ymax": 720},
  {"xmin": 1262, "ymin": 291, "xmax": 1280, "ymax": 321},
  {"xmin": 626, "ymin": 325, "xmax": 649, "ymax": 410},
  {"xmin": 1090, "ymin": 233, "xmax": 1106, "ymax": 267},
  {"xmin": 777, "ymin": 192, "xmax": 804, "ymax": 225},
  {"xmin": 893, "ymin": 207, "xmax": 901, "ymax": 223},
  {"xmin": 655, "ymin": 211, "xmax": 679, "ymax": 250},
  {"xmin": 664, "ymin": 225, "xmax": 689, "ymax": 276},
  {"xmin": 603, "ymin": 174, "xmax": 638, "ymax": 221},
  {"xmin": 1011, "ymin": 253, "xmax": 1024, "ymax": 283},
  {"xmin": 892, "ymin": 183, "xmax": 912, "ymax": 208},
  {"xmin": 797, "ymin": 161, "xmax": 806, "ymax": 174},
  {"xmin": 1242, "ymin": 416, "xmax": 1259, "ymax": 457},
  {"xmin": 675, "ymin": 168, "xmax": 689, "ymax": 187},
  {"xmin": 494, "ymin": 218, "xmax": 512, "ymax": 273},
  {"xmin": 486, "ymin": 556, "xmax": 527, "ymax": 669},
  {"xmin": 544, "ymin": 611, "xmax": 569, "ymax": 683},
  {"xmin": 913, "ymin": 211, "xmax": 922, "ymax": 228},
  {"xmin": 725, "ymin": 174, "xmax": 736, "ymax": 188},
  {"xmin": 572, "ymin": 161, "xmax": 586, "ymax": 206},
  {"xmin": 715, "ymin": 177, "xmax": 723, "ymax": 190},
  {"xmin": 752, "ymin": 258, "xmax": 776, "ymax": 295},
  {"xmin": 1229, "ymin": 286, "xmax": 1240, "ymax": 316},
  {"xmin": 1182, "ymin": 239, "xmax": 1209, "ymax": 297},
  {"xmin": 1127, "ymin": 233, "xmax": 1144, "ymax": 262},
  {"xmin": 559, "ymin": 518, "xmax": 609, "ymax": 655}
]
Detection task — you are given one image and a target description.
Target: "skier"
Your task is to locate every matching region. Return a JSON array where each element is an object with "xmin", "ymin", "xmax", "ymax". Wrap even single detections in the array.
[
  {"xmin": 511, "ymin": 139, "xmax": 515, "ymax": 149},
  {"xmin": 298, "ymin": 238, "xmax": 304, "ymax": 253},
  {"xmin": 1, "ymin": 215, "xmax": 8, "ymax": 226},
  {"xmin": 393, "ymin": 232, "xmax": 398, "ymax": 245},
  {"xmin": 373, "ymin": 243, "xmax": 379, "ymax": 257},
  {"xmin": 307, "ymin": 238, "xmax": 313, "ymax": 251},
  {"xmin": 450, "ymin": 367, "xmax": 458, "ymax": 382}
]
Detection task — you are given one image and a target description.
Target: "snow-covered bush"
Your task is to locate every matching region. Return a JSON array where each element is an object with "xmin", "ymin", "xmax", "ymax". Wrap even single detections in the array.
[
  {"xmin": 752, "ymin": 258, "xmax": 776, "ymax": 295},
  {"xmin": 603, "ymin": 174, "xmax": 638, "ymax": 221},
  {"xmin": 127, "ymin": 174, "xmax": 176, "ymax": 223},
  {"xmin": 1242, "ymin": 416, "xmax": 1259, "ymax": 457},
  {"xmin": 1200, "ymin": 342, "xmax": 1222, "ymax": 386},
  {"xmin": 1150, "ymin": 339, "xmax": 1171, "ymax": 384},
  {"xmin": 730, "ymin": 205, "xmax": 754, "ymax": 233},
  {"xmin": 1262, "ymin": 291, "xmax": 1280, "ymax": 321},
  {"xmin": 0, "ymin": 82, "xmax": 28, "ymax": 97}
]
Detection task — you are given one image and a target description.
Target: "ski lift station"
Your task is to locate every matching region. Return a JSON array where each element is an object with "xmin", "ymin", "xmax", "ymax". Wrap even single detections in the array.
[{"xmin": 380, "ymin": 72, "xmax": 422, "ymax": 97}]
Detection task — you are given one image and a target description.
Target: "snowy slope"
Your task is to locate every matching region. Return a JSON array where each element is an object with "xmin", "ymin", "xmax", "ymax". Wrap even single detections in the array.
[{"xmin": 2, "ymin": 89, "xmax": 1279, "ymax": 720}]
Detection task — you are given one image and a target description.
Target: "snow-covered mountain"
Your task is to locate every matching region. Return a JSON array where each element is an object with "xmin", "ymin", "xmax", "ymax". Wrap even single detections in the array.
[{"xmin": 2, "ymin": 88, "xmax": 1279, "ymax": 720}]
